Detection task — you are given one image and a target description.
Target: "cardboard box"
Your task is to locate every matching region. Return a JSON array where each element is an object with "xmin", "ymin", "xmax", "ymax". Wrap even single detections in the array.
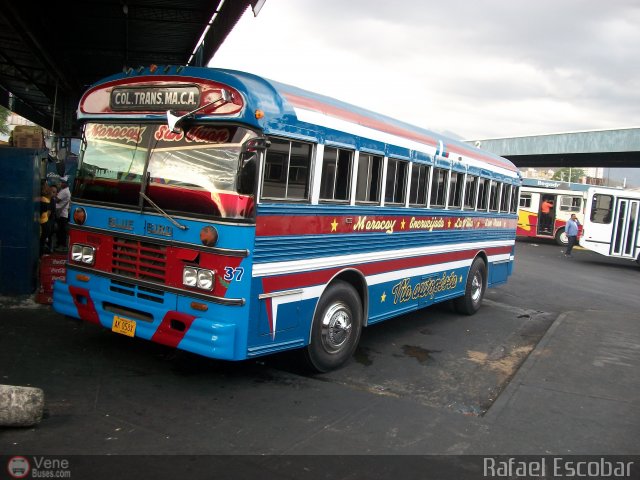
[{"xmin": 10, "ymin": 126, "xmax": 45, "ymax": 149}]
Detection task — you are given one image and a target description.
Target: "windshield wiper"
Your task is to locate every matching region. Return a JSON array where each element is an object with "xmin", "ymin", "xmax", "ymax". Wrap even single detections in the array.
[
  {"xmin": 167, "ymin": 89, "xmax": 232, "ymax": 133},
  {"xmin": 139, "ymin": 191, "xmax": 188, "ymax": 231}
]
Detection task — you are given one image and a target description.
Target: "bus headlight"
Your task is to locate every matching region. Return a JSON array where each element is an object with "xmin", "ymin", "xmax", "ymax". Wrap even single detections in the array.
[
  {"xmin": 71, "ymin": 244, "xmax": 95, "ymax": 265},
  {"xmin": 183, "ymin": 267, "xmax": 198, "ymax": 287},
  {"xmin": 197, "ymin": 269, "xmax": 214, "ymax": 290},
  {"xmin": 183, "ymin": 267, "xmax": 215, "ymax": 291}
]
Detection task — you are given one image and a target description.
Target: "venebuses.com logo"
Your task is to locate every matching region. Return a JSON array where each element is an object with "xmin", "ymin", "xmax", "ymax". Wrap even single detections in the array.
[
  {"xmin": 7, "ymin": 456, "xmax": 71, "ymax": 478},
  {"xmin": 7, "ymin": 457, "xmax": 30, "ymax": 479}
]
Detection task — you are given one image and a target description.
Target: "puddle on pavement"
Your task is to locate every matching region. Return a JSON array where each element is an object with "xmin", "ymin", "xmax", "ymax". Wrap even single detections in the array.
[
  {"xmin": 400, "ymin": 345, "xmax": 441, "ymax": 364},
  {"xmin": 354, "ymin": 346, "xmax": 374, "ymax": 366}
]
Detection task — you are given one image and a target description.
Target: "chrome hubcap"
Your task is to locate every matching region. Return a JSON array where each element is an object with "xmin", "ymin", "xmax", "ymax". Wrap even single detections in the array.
[
  {"xmin": 321, "ymin": 302, "xmax": 352, "ymax": 353},
  {"xmin": 471, "ymin": 272, "xmax": 483, "ymax": 303},
  {"xmin": 560, "ymin": 232, "xmax": 568, "ymax": 244}
]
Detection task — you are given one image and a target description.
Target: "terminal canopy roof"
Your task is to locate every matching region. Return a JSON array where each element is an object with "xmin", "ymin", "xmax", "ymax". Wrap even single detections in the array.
[{"xmin": 0, "ymin": 0, "xmax": 260, "ymax": 136}]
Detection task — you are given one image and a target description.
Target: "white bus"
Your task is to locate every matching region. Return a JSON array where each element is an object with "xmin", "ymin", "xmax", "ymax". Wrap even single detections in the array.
[
  {"xmin": 580, "ymin": 186, "xmax": 640, "ymax": 264},
  {"xmin": 517, "ymin": 179, "xmax": 588, "ymax": 245}
]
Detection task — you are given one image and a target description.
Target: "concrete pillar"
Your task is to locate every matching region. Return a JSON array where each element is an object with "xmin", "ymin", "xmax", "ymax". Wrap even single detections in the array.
[{"xmin": 0, "ymin": 385, "xmax": 44, "ymax": 427}]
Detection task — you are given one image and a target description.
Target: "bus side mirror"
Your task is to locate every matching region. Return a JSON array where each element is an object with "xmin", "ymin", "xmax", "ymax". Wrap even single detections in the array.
[
  {"xmin": 241, "ymin": 137, "xmax": 270, "ymax": 153},
  {"xmin": 238, "ymin": 137, "xmax": 269, "ymax": 195}
]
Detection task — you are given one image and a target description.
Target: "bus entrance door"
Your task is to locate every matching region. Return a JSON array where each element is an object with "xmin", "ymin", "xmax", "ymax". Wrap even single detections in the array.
[
  {"xmin": 611, "ymin": 199, "xmax": 639, "ymax": 259},
  {"xmin": 537, "ymin": 195, "xmax": 556, "ymax": 236}
]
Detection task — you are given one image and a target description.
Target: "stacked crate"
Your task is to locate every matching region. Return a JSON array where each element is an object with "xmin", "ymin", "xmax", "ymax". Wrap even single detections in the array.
[
  {"xmin": 9, "ymin": 126, "xmax": 46, "ymax": 149},
  {"xmin": 36, "ymin": 254, "xmax": 67, "ymax": 304}
]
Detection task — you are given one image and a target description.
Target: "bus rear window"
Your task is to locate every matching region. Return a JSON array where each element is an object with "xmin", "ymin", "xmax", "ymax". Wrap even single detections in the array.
[{"xmin": 590, "ymin": 194, "xmax": 613, "ymax": 224}]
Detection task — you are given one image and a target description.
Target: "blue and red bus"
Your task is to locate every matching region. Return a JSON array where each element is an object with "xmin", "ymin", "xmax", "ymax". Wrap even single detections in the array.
[{"xmin": 53, "ymin": 66, "xmax": 520, "ymax": 371}]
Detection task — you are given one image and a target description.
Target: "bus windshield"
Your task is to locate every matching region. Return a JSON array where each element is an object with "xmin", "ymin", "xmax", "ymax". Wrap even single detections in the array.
[{"xmin": 74, "ymin": 122, "xmax": 258, "ymax": 219}]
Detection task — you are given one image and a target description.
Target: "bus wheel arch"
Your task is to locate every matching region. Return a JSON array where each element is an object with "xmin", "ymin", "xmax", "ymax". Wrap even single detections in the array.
[
  {"xmin": 454, "ymin": 254, "xmax": 487, "ymax": 316},
  {"xmin": 555, "ymin": 227, "xmax": 568, "ymax": 246},
  {"xmin": 304, "ymin": 270, "xmax": 366, "ymax": 373}
]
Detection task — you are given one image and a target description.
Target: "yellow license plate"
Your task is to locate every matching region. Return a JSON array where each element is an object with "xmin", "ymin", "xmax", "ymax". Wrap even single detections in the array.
[{"xmin": 112, "ymin": 316, "xmax": 136, "ymax": 337}]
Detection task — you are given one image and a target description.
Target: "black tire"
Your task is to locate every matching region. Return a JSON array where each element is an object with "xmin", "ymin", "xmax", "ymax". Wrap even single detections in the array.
[
  {"xmin": 453, "ymin": 257, "xmax": 487, "ymax": 315},
  {"xmin": 555, "ymin": 227, "xmax": 568, "ymax": 246},
  {"xmin": 304, "ymin": 281, "xmax": 363, "ymax": 373}
]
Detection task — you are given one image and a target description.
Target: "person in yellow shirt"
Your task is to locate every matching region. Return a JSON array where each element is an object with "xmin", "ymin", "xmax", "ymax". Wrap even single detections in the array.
[{"xmin": 39, "ymin": 182, "xmax": 52, "ymax": 254}]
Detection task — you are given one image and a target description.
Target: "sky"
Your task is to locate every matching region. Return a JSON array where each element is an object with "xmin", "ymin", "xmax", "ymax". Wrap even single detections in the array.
[{"xmin": 210, "ymin": 0, "xmax": 640, "ymax": 141}]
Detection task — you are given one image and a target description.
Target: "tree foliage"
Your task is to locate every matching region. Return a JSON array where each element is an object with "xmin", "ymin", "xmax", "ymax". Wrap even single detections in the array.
[
  {"xmin": 552, "ymin": 167, "xmax": 586, "ymax": 183},
  {"xmin": 0, "ymin": 105, "xmax": 10, "ymax": 135}
]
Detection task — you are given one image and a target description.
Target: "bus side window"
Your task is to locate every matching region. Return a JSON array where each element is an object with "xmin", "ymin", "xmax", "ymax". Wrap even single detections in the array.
[
  {"xmin": 590, "ymin": 194, "xmax": 613, "ymax": 224},
  {"xmin": 499, "ymin": 183, "xmax": 509, "ymax": 212},
  {"xmin": 355, "ymin": 153, "xmax": 383, "ymax": 204},
  {"xmin": 560, "ymin": 195, "xmax": 582, "ymax": 212},
  {"xmin": 385, "ymin": 158, "xmax": 409, "ymax": 205},
  {"xmin": 261, "ymin": 138, "xmax": 312, "ymax": 201},
  {"xmin": 463, "ymin": 175, "xmax": 478, "ymax": 210},
  {"xmin": 409, "ymin": 163, "xmax": 429, "ymax": 206},
  {"xmin": 488, "ymin": 181, "xmax": 500, "ymax": 212},
  {"xmin": 519, "ymin": 192, "xmax": 532, "ymax": 209},
  {"xmin": 510, "ymin": 186, "xmax": 520, "ymax": 213},
  {"xmin": 320, "ymin": 147, "xmax": 353, "ymax": 202},
  {"xmin": 430, "ymin": 168, "xmax": 447, "ymax": 208},
  {"xmin": 447, "ymin": 171, "xmax": 463, "ymax": 209},
  {"xmin": 477, "ymin": 178, "xmax": 491, "ymax": 211}
]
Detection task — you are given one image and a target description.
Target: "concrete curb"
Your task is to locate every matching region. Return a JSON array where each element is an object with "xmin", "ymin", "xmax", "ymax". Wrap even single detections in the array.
[
  {"xmin": 482, "ymin": 311, "xmax": 569, "ymax": 422},
  {"xmin": 0, "ymin": 384, "xmax": 45, "ymax": 427}
]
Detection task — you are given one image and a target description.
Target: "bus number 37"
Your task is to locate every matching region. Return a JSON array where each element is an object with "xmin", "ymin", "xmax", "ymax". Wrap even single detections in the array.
[{"xmin": 223, "ymin": 267, "xmax": 244, "ymax": 282}]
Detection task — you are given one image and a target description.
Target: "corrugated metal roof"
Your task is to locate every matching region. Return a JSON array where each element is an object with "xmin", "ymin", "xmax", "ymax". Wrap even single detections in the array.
[{"xmin": 0, "ymin": 0, "xmax": 256, "ymax": 135}]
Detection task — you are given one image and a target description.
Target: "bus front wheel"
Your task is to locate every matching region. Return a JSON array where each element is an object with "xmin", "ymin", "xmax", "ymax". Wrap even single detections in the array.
[
  {"xmin": 304, "ymin": 281, "xmax": 363, "ymax": 373},
  {"xmin": 555, "ymin": 227, "xmax": 568, "ymax": 246},
  {"xmin": 454, "ymin": 257, "xmax": 487, "ymax": 315}
]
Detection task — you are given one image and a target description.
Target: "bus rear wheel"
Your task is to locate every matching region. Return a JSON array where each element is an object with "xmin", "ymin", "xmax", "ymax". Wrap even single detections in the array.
[
  {"xmin": 454, "ymin": 257, "xmax": 487, "ymax": 315},
  {"xmin": 555, "ymin": 227, "xmax": 568, "ymax": 246},
  {"xmin": 304, "ymin": 281, "xmax": 362, "ymax": 373}
]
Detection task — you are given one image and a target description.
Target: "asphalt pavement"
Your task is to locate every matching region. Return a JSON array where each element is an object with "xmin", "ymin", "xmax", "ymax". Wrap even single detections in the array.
[{"xmin": 1, "ymin": 241, "xmax": 639, "ymax": 464}]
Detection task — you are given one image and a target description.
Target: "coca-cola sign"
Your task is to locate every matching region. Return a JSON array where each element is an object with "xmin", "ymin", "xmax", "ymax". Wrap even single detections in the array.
[{"xmin": 110, "ymin": 85, "xmax": 200, "ymax": 111}]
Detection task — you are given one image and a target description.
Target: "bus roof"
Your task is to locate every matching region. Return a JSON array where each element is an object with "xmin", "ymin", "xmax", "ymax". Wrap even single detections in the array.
[
  {"xmin": 79, "ymin": 65, "xmax": 519, "ymax": 176},
  {"xmin": 522, "ymin": 178, "xmax": 592, "ymax": 191}
]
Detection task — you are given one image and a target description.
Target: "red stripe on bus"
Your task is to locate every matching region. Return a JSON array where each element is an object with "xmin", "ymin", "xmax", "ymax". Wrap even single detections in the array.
[
  {"xmin": 69, "ymin": 286, "xmax": 100, "ymax": 325},
  {"xmin": 256, "ymin": 215, "xmax": 517, "ymax": 236},
  {"xmin": 283, "ymin": 92, "xmax": 517, "ymax": 173},
  {"xmin": 151, "ymin": 311, "xmax": 196, "ymax": 349},
  {"xmin": 260, "ymin": 246, "xmax": 511, "ymax": 293}
]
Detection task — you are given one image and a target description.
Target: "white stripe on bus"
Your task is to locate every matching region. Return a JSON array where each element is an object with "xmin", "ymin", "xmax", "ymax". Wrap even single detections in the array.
[
  {"xmin": 265, "ymin": 253, "xmax": 511, "ymax": 338},
  {"xmin": 293, "ymin": 107, "xmax": 519, "ymax": 179},
  {"xmin": 252, "ymin": 239, "xmax": 514, "ymax": 277}
]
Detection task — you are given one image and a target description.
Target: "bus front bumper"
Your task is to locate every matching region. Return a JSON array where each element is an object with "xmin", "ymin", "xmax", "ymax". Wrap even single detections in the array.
[{"xmin": 52, "ymin": 270, "xmax": 240, "ymax": 361}]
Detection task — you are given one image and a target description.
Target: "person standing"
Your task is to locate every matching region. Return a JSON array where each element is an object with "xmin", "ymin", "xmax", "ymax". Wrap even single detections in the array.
[
  {"xmin": 56, "ymin": 176, "xmax": 71, "ymax": 251},
  {"xmin": 39, "ymin": 182, "xmax": 52, "ymax": 254},
  {"xmin": 540, "ymin": 197, "xmax": 554, "ymax": 233},
  {"xmin": 47, "ymin": 184, "xmax": 58, "ymax": 251},
  {"xmin": 564, "ymin": 213, "xmax": 580, "ymax": 256}
]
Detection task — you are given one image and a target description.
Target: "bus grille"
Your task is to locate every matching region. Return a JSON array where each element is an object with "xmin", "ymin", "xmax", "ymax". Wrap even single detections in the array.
[{"xmin": 112, "ymin": 237, "xmax": 167, "ymax": 283}]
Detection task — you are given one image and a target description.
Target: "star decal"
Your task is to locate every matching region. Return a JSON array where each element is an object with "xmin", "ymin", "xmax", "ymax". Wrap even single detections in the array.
[
  {"xmin": 381, "ymin": 291, "xmax": 387, "ymax": 302},
  {"xmin": 459, "ymin": 275, "xmax": 463, "ymax": 283},
  {"xmin": 330, "ymin": 218, "xmax": 338, "ymax": 232},
  {"xmin": 400, "ymin": 218, "xmax": 406, "ymax": 229},
  {"xmin": 447, "ymin": 219, "xmax": 451, "ymax": 228}
]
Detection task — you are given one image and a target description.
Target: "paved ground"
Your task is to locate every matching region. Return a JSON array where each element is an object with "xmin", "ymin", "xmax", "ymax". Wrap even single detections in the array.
[{"xmin": 1, "ymin": 241, "xmax": 639, "ymax": 477}]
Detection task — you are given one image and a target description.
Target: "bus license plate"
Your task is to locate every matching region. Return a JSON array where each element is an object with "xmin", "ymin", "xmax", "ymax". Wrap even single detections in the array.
[{"xmin": 112, "ymin": 316, "xmax": 136, "ymax": 337}]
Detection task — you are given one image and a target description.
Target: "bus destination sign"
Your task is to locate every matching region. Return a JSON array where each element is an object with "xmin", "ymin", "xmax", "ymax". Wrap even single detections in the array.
[{"xmin": 110, "ymin": 86, "xmax": 200, "ymax": 111}]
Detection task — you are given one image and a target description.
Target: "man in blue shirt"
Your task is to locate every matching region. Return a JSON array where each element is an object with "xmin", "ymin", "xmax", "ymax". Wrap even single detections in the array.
[{"xmin": 564, "ymin": 213, "xmax": 580, "ymax": 256}]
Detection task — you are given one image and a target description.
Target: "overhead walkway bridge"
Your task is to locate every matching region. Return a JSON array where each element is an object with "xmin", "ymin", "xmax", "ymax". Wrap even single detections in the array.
[{"xmin": 469, "ymin": 127, "xmax": 640, "ymax": 168}]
